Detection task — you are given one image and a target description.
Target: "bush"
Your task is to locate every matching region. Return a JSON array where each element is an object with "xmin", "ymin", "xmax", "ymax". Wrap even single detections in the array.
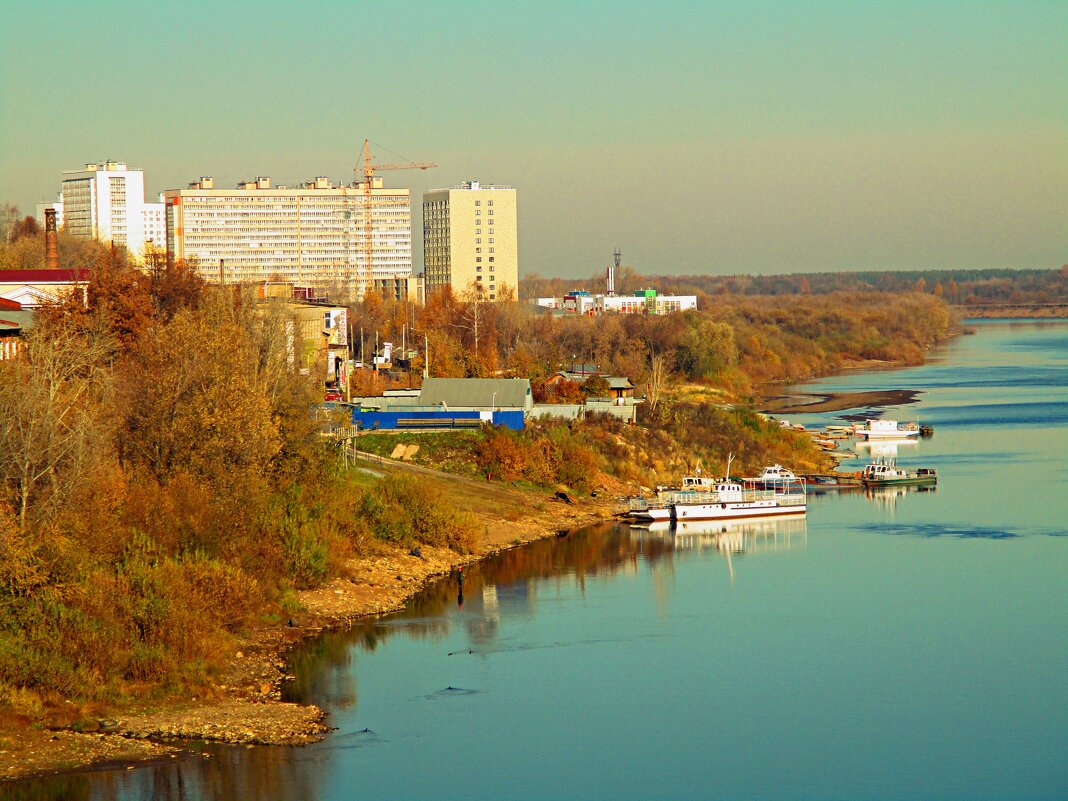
[{"xmin": 357, "ymin": 475, "xmax": 477, "ymax": 553}]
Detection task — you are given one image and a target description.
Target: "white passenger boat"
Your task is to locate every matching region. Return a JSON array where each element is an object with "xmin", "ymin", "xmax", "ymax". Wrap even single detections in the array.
[
  {"xmin": 672, "ymin": 479, "xmax": 806, "ymax": 522},
  {"xmin": 627, "ymin": 496, "xmax": 673, "ymax": 521},
  {"xmin": 746, "ymin": 464, "xmax": 801, "ymax": 489},
  {"xmin": 627, "ymin": 468, "xmax": 717, "ymax": 520},
  {"xmin": 852, "ymin": 419, "xmax": 921, "ymax": 441}
]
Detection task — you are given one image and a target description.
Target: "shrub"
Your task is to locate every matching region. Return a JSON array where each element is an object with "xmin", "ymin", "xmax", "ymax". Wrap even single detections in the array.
[{"xmin": 357, "ymin": 475, "xmax": 477, "ymax": 553}]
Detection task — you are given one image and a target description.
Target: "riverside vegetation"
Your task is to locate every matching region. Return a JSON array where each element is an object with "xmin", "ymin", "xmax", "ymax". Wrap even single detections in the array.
[
  {"xmin": 0, "ymin": 218, "xmax": 955, "ymax": 758},
  {"xmin": 0, "ymin": 251, "xmax": 480, "ymax": 735}
]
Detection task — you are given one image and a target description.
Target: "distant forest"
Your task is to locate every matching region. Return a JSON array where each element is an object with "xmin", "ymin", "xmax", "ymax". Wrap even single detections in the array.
[{"xmin": 522, "ymin": 266, "xmax": 1068, "ymax": 307}]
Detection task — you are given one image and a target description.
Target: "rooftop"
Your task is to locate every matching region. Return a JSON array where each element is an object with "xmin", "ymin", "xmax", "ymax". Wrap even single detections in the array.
[{"xmin": 429, "ymin": 181, "xmax": 514, "ymax": 192}]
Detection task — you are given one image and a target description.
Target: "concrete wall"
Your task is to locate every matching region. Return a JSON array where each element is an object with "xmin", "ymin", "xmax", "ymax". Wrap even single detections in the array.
[{"xmin": 530, "ymin": 403, "xmax": 638, "ymax": 423}]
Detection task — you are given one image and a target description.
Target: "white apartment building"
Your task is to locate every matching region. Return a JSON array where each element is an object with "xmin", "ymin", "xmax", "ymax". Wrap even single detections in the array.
[
  {"xmin": 143, "ymin": 195, "xmax": 166, "ymax": 250},
  {"xmin": 61, "ymin": 161, "xmax": 148, "ymax": 256},
  {"xmin": 165, "ymin": 175, "xmax": 412, "ymax": 297},
  {"xmin": 423, "ymin": 181, "xmax": 518, "ymax": 301}
]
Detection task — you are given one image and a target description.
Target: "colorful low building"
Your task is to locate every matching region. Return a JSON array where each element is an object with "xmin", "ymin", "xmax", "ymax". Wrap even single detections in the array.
[{"xmin": 535, "ymin": 289, "xmax": 697, "ymax": 316}]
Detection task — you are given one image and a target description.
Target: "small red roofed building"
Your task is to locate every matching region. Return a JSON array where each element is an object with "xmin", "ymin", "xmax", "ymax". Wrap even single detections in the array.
[
  {"xmin": 0, "ymin": 269, "xmax": 90, "ymax": 309},
  {"xmin": 0, "ymin": 297, "xmax": 33, "ymax": 360}
]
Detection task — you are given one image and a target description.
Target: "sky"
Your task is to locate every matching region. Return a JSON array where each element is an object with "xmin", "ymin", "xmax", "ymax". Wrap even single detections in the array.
[{"xmin": 1, "ymin": 0, "xmax": 1065, "ymax": 278}]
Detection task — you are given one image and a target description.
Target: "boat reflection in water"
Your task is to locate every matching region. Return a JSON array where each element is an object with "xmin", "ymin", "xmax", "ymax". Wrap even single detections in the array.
[
  {"xmin": 855, "ymin": 439, "xmax": 918, "ymax": 460},
  {"xmin": 631, "ymin": 515, "xmax": 807, "ymax": 580},
  {"xmin": 864, "ymin": 482, "xmax": 937, "ymax": 511}
]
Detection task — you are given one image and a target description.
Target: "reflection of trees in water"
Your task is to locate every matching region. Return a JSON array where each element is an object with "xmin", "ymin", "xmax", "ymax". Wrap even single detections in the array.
[
  {"xmin": 6, "ymin": 523, "xmax": 754, "ymax": 801},
  {"xmin": 2, "ymin": 773, "xmax": 94, "ymax": 801},
  {"xmin": 409, "ymin": 522, "xmax": 673, "ymax": 621},
  {"xmin": 287, "ymin": 523, "xmax": 674, "ymax": 688},
  {"xmin": 285, "ymin": 628, "xmax": 359, "ymax": 710},
  {"xmin": 10, "ymin": 743, "xmax": 326, "ymax": 801}
]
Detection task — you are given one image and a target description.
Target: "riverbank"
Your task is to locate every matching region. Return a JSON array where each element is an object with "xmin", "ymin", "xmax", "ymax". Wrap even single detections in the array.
[
  {"xmin": 0, "ymin": 458, "xmax": 618, "ymax": 783},
  {"xmin": 760, "ymin": 389, "xmax": 922, "ymax": 416}
]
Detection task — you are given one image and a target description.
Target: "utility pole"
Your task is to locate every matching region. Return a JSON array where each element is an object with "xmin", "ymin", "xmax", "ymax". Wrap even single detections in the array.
[{"xmin": 424, "ymin": 333, "xmax": 429, "ymax": 380}]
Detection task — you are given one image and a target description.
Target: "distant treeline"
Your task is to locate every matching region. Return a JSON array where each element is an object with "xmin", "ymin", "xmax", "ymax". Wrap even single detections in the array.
[
  {"xmin": 354, "ymin": 287, "xmax": 955, "ymax": 397},
  {"xmin": 521, "ymin": 266, "xmax": 1068, "ymax": 307}
]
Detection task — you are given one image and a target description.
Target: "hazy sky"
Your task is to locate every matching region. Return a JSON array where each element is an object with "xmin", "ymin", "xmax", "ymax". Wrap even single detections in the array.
[{"xmin": 1, "ymin": 0, "xmax": 1065, "ymax": 277}]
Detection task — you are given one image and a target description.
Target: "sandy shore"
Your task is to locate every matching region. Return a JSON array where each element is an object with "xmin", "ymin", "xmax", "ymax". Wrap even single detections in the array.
[
  {"xmin": 0, "ymin": 457, "xmax": 617, "ymax": 784},
  {"xmin": 759, "ymin": 388, "xmax": 922, "ymax": 416}
]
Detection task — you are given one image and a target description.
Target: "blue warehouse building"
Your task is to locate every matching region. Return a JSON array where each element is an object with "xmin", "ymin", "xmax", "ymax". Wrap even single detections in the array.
[{"xmin": 347, "ymin": 378, "xmax": 531, "ymax": 432}]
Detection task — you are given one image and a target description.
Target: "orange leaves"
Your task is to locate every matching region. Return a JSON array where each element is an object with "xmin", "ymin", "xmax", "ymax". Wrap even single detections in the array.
[{"xmin": 119, "ymin": 309, "xmax": 281, "ymax": 489}]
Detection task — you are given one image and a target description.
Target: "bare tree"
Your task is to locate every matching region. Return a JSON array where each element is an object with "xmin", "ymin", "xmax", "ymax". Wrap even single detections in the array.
[
  {"xmin": 646, "ymin": 353, "xmax": 672, "ymax": 413},
  {"xmin": 0, "ymin": 313, "xmax": 114, "ymax": 531},
  {"xmin": 0, "ymin": 203, "xmax": 20, "ymax": 242}
]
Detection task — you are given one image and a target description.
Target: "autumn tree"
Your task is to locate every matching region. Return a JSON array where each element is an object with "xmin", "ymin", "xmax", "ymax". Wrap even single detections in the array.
[
  {"xmin": 645, "ymin": 353, "xmax": 672, "ymax": 413},
  {"xmin": 8, "ymin": 215, "xmax": 40, "ymax": 242},
  {"xmin": 581, "ymin": 374, "xmax": 611, "ymax": 397},
  {"xmin": 0, "ymin": 313, "xmax": 115, "ymax": 531},
  {"xmin": 119, "ymin": 306, "xmax": 281, "ymax": 490}
]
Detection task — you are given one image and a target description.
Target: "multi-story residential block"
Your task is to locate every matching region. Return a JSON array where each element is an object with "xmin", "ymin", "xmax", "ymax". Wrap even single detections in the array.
[
  {"xmin": 165, "ymin": 175, "xmax": 412, "ymax": 298},
  {"xmin": 143, "ymin": 194, "xmax": 166, "ymax": 251},
  {"xmin": 423, "ymin": 181, "xmax": 517, "ymax": 301},
  {"xmin": 61, "ymin": 161, "xmax": 148, "ymax": 256}
]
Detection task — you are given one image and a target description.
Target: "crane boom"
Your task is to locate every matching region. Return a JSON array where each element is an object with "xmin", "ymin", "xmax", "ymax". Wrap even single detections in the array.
[{"xmin": 354, "ymin": 139, "xmax": 436, "ymax": 300}]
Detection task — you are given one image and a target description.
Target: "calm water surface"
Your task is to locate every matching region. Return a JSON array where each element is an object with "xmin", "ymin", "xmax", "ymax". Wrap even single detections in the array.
[{"xmin": 9, "ymin": 320, "xmax": 1067, "ymax": 801}]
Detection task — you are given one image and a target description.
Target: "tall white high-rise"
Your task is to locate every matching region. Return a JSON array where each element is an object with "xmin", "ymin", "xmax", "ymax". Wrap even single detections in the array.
[
  {"xmin": 423, "ymin": 181, "xmax": 518, "ymax": 301},
  {"xmin": 61, "ymin": 161, "xmax": 149, "ymax": 256}
]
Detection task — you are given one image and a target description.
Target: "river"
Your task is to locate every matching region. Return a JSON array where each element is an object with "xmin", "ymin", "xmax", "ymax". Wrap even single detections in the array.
[{"xmin": 8, "ymin": 319, "xmax": 1067, "ymax": 800}]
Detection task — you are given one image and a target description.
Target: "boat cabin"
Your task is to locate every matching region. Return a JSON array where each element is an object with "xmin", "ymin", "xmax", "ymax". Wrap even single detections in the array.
[
  {"xmin": 682, "ymin": 474, "xmax": 716, "ymax": 490},
  {"xmin": 755, "ymin": 464, "xmax": 798, "ymax": 481}
]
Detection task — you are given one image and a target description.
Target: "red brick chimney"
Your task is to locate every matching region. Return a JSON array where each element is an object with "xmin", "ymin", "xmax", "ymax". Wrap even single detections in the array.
[{"xmin": 44, "ymin": 208, "xmax": 59, "ymax": 269}]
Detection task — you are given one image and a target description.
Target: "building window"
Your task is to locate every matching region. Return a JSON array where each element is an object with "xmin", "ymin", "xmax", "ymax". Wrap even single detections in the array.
[
  {"xmin": 489, "ymin": 293, "xmax": 495, "ymax": 299},
  {"xmin": 488, "ymin": 228, "xmax": 494, "ymax": 234},
  {"xmin": 489, "ymin": 257, "xmax": 494, "ymax": 262},
  {"xmin": 488, "ymin": 200, "xmax": 493, "ymax": 206},
  {"xmin": 489, "ymin": 238, "xmax": 494, "ymax": 243},
  {"xmin": 475, "ymin": 200, "xmax": 480, "ymax": 206},
  {"xmin": 476, "ymin": 274, "xmax": 482, "ymax": 281},
  {"xmin": 476, "ymin": 257, "xmax": 482, "ymax": 262},
  {"xmin": 475, "ymin": 210, "xmax": 481, "ymax": 216},
  {"xmin": 476, "ymin": 238, "xmax": 481, "ymax": 243},
  {"xmin": 475, "ymin": 247, "xmax": 481, "ymax": 253},
  {"xmin": 488, "ymin": 210, "xmax": 493, "ymax": 216}
]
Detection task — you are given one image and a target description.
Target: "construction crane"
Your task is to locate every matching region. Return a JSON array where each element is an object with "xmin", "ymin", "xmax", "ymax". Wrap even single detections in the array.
[{"xmin": 353, "ymin": 139, "xmax": 436, "ymax": 300}]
